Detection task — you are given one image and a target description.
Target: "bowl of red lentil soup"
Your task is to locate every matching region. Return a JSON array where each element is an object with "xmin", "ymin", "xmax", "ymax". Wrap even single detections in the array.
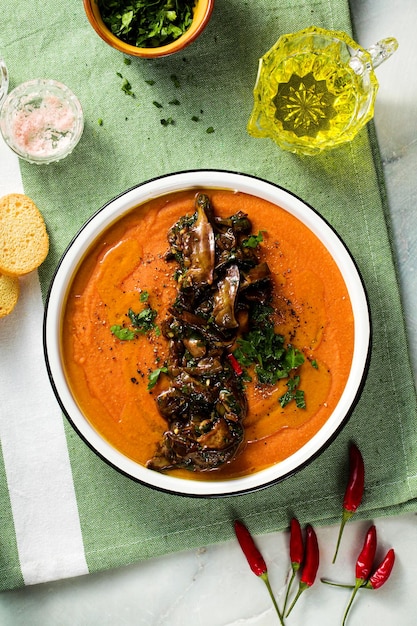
[{"xmin": 83, "ymin": 0, "xmax": 215, "ymax": 58}]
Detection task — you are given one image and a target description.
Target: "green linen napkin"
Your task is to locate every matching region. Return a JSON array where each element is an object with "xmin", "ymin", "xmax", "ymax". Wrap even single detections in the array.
[{"xmin": 1, "ymin": 0, "xmax": 416, "ymax": 591}]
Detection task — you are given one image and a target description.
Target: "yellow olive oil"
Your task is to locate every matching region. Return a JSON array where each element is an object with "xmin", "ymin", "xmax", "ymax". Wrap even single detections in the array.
[{"xmin": 270, "ymin": 50, "xmax": 360, "ymax": 146}]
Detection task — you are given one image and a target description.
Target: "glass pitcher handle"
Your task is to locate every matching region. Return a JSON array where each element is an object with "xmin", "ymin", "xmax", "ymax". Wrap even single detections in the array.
[
  {"xmin": 367, "ymin": 37, "xmax": 398, "ymax": 69},
  {"xmin": 349, "ymin": 37, "xmax": 398, "ymax": 75}
]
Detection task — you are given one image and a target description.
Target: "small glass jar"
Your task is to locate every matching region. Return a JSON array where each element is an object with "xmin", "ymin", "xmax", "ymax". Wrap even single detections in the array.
[
  {"xmin": 0, "ymin": 78, "xmax": 84, "ymax": 164},
  {"xmin": 0, "ymin": 58, "xmax": 9, "ymax": 110}
]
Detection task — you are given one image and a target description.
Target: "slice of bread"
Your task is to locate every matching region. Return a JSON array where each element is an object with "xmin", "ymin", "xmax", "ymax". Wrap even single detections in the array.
[
  {"xmin": 0, "ymin": 273, "xmax": 20, "ymax": 318},
  {"xmin": 0, "ymin": 193, "xmax": 49, "ymax": 276}
]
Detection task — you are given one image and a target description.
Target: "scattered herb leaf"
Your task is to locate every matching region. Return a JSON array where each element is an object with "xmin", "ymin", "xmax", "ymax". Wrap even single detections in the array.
[
  {"xmin": 111, "ymin": 325, "xmax": 136, "ymax": 341},
  {"xmin": 120, "ymin": 77, "xmax": 134, "ymax": 96},
  {"xmin": 111, "ymin": 298, "xmax": 159, "ymax": 341},
  {"xmin": 206, "ymin": 126, "xmax": 215, "ymax": 134},
  {"xmin": 280, "ymin": 376, "xmax": 306, "ymax": 408},
  {"xmin": 242, "ymin": 230, "xmax": 266, "ymax": 248},
  {"xmin": 148, "ymin": 366, "xmax": 168, "ymax": 390},
  {"xmin": 128, "ymin": 306, "xmax": 157, "ymax": 332}
]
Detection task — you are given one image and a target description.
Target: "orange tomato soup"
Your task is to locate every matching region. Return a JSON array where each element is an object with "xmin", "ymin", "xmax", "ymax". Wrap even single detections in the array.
[{"xmin": 62, "ymin": 190, "xmax": 354, "ymax": 479}]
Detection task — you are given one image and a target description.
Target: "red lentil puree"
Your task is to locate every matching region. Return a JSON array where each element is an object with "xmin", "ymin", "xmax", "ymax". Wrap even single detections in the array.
[{"xmin": 62, "ymin": 189, "xmax": 354, "ymax": 480}]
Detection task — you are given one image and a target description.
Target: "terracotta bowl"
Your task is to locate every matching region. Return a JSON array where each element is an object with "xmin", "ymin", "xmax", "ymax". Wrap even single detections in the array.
[
  {"xmin": 83, "ymin": 0, "xmax": 215, "ymax": 58},
  {"xmin": 43, "ymin": 170, "xmax": 371, "ymax": 497}
]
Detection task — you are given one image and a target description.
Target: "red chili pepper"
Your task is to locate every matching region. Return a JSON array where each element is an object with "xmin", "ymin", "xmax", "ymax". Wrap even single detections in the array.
[
  {"xmin": 234, "ymin": 520, "xmax": 285, "ymax": 625},
  {"xmin": 227, "ymin": 353, "xmax": 243, "ymax": 375},
  {"xmin": 364, "ymin": 548, "xmax": 395, "ymax": 589},
  {"xmin": 283, "ymin": 518, "xmax": 304, "ymax": 614},
  {"xmin": 290, "ymin": 517, "xmax": 304, "ymax": 569},
  {"xmin": 341, "ymin": 525, "xmax": 377, "ymax": 626},
  {"xmin": 333, "ymin": 443, "xmax": 365, "ymax": 563},
  {"xmin": 356, "ymin": 525, "xmax": 377, "ymax": 581},
  {"xmin": 234, "ymin": 520, "xmax": 267, "ymax": 576},
  {"xmin": 286, "ymin": 524, "xmax": 319, "ymax": 617}
]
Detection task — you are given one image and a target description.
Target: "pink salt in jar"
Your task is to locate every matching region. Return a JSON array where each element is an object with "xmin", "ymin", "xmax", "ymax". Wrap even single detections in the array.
[{"xmin": 0, "ymin": 79, "xmax": 83, "ymax": 164}]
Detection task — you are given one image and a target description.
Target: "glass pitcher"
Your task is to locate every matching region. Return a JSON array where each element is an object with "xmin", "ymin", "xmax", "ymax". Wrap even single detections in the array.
[{"xmin": 247, "ymin": 26, "xmax": 398, "ymax": 156}]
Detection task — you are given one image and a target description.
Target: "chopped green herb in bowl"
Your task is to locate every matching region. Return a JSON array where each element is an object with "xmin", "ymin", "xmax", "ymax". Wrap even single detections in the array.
[{"xmin": 83, "ymin": 0, "xmax": 215, "ymax": 58}]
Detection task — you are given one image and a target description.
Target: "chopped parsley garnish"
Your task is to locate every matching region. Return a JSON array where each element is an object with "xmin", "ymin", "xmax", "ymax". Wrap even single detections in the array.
[
  {"xmin": 111, "ymin": 299, "xmax": 159, "ymax": 340},
  {"xmin": 147, "ymin": 366, "xmax": 168, "ymax": 390},
  {"xmin": 242, "ymin": 230, "xmax": 265, "ymax": 248},
  {"xmin": 206, "ymin": 126, "xmax": 215, "ymax": 134},
  {"xmin": 233, "ymin": 303, "xmax": 305, "ymax": 399},
  {"xmin": 127, "ymin": 306, "xmax": 157, "ymax": 331},
  {"xmin": 110, "ymin": 325, "xmax": 137, "ymax": 341},
  {"xmin": 116, "ymin": 72, "xmax": 135, "ymax": 96},
  {"xmin": 98, "ymin": 0, "xmax": 195, "ymax": 49},
  {"xmin": 279, "ymin": 376, "xmax": 306, "ymax": 409}
]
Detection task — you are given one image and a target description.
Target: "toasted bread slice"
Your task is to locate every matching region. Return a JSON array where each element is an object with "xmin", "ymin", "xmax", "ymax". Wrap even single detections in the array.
[
  {"xmin": 0, "ymin": 273, "xmax": 20, "ymax": 318},
  {"xmin": 0, "ymin": 193, "xmax": 49, "ymax": 276}
]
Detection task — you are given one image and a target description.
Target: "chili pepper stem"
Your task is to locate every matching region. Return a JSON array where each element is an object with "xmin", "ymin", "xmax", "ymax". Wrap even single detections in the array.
[
  {"xmin": 342, "ymin": 580, "xmax": 363, "ymax": 626},
  {"xmin": 332, "ymin": 509, "xmax": 353, "ymax": 563},
  {"xmin": 321, "ymin": 578, "xmax": 359, "ymax": 590},
  {"xmin": 282, "ymin": 569, "xmax": 297, "ymax": 615},
  {"xmin": 285, "ymin": 581, "xmax": 308, "ymax": 617},
  {"xmin": 260, "ymin": 572, "xmax": 286, "ymax": 626}
]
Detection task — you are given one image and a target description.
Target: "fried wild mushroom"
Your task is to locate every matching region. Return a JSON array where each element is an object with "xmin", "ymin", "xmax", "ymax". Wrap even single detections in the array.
[{"xmin": 147, "ymin": 192, "xmax": 272, "ymax": 473}]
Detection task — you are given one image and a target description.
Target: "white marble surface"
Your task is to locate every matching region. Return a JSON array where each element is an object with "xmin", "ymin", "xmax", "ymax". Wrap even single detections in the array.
[{"xmin": 1, "ymin": 0, "xmax": 417, "ymax": 624}]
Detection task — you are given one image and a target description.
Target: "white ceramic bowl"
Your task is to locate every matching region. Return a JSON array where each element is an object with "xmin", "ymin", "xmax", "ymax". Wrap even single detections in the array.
[{"xmin": 43, "ymin": 170, "xmax": 371, "ymax": 497}]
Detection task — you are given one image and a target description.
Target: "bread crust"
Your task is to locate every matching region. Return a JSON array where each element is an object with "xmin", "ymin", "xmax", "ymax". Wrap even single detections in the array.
[
  {"xmin": 0, "ymin": 273, "xmax": 20, "ymax": 318},
  {"xmin": 0, "ymin": 193, "xmax": 49, "ymax": 276}
]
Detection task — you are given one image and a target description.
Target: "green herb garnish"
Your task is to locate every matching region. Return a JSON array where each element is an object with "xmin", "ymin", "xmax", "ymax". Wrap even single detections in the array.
[
  {"xmin": 128, "ymin": 306, "xmax": 157, "ymax": 332},
  {"xmin": 279, "ymin": 376, "xmax": 306, "ymax": 409},
  {"xmin": 170, "ymin": 74, "xmax": 181, "ymax": 88},
  {"xmin": 110, "ymin": 325, "xmax": 137, "ymax": 341},
  {"xmin": 147, "ymin": 366, "xmax": 168, "ymax": 390},
  {"xmin": 98, "ymin": 0, "xmax": 195, "ymax": 49},
  {"xmin": 119, "ymin": 76, "xmax": 134, "ymax": 96},
  {"xmin": 242, "ymin": 230, "xmax": 266, "ymax": 248},
  {"xmin": 233, "ymin": 304, "xmax": 305, "ymax": 393},
  {"xmin": 111, "ymin": 298, "xmax": 158, "ymax": 340}
]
